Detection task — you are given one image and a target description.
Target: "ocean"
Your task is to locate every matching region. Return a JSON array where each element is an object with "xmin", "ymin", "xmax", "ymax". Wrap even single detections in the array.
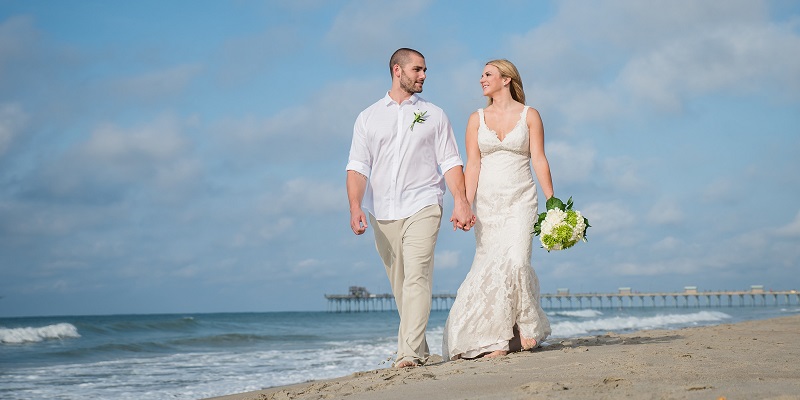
[{"xmin": 2, "ymin": 305, "xmax": 799, "ymax": 400}]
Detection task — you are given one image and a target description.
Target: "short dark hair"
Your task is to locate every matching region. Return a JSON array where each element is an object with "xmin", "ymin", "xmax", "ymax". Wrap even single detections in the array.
[{"xmin": 389, "ymin": 48, "xmax": 424, "ymax": 76}]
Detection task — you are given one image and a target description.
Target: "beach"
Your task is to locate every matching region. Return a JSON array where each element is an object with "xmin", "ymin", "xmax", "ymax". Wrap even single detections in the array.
[{"xmin": 208, "ymin": 315, "xmax": 800, "ymax": 400}]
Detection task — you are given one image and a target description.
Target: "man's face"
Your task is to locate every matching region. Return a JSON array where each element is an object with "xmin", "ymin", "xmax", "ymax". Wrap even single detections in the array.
[{"xmin": 398, "ymin": 55, "xmax": 426, "ymax": 94}]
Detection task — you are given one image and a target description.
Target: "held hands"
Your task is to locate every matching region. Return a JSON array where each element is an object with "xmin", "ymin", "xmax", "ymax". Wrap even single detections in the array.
[{"xmin": 450, "ymin": 201, "xmax": 476, "ymax": 232}]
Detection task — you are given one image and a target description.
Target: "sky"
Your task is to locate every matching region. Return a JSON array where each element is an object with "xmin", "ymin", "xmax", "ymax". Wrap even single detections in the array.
[{"xmin": 1, "ymin": 0, "xmax": 799, "ymax": 317}]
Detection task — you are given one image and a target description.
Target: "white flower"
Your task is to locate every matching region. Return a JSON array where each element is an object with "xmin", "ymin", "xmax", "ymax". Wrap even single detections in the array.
[
  {"xmin": 541, "ymin": 208, "xmax": 566, "ymax": 235},
  {"xmin": 532, "ymin": 196, "xmax": 590, "ymax": 252}
]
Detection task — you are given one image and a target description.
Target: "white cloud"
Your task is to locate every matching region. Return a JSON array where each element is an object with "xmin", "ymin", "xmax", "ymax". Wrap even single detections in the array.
[
  {"xmin": 583, "ymin": 201, "xmax": 636, "ymax": 235},
  {"xmin": 608, "ymin": 258, "xmax": 705, "ymax": 277},
  {"xmin": 0, "ymin": 15, "xmax": 39, "ymax": 73},
  {"xmin": 772, "ymin": 210, "xmax": 800, "ymax": 237},
  {"xmin": 214, "ymin": 26, "xmax": 301, "ymax": 86},
  {"xmin": 214, "ymin": 78, "xmax": 382, "ymax": 164},
  {"xmin": 173, "ymin": 265, "xmax": 199, "ymax": 278},
  {"xmin": 75, "ymin": 116, "xmax": 202, "ymax": 196},
  {"xmin": 701, "ymin": 178, "xmax": 740, "ymax": 203},
  {"xmin": 20, "ymin": 115, "xmax": 202, "ymax": 205},
  {"xmin": 601, "ymin": 156, "xmax": 646, "ymax": 191},
  {"xmin": 0, "ymin": 15, "xmax": 85, "ymax": 112},
  {"xmin": 433, "ymin": 59, "xmax": 486, "ymax": 122},
  {"xmin": 324, "ymin": 0, "xmax": 432, "ymax": 61},
  {"xmin": 651, "ymin": 236, "xmax": 682, "ymax": 252},
  {"xmin": 153, "ymin": 158, "xmax": 202, "ymax": 190},
  {"xmin": 619, "ymin": 24, "xmax": 800, "ymax": 110},
  {"xmin": 505, "ymin": 0, "xmax": 800, "ymax": 123},
  {"xmin": 547, "ymin": 141, "xmax": 595, "ymax": 184},
  {"xmin": 108, "ymin": 64, "xmax": 203, "ymax": 101},
  {"xmin": 258, "ymin": 218, "xmax": 293, "ymax": 241},
  {"xmin": 0, "ymin": 103, "xmax": 28, "ymax": 156},
  {"xmin": 293, "ymin": 258, "xmax": 322, "ymax": 274},
  {"xmin": 260, "ymin": 178, "xmax": 344, "ymax": 216},
  {"xmin": 230, "ymin": 217, "xmax": 294, "ymax": 247},
  {"xmin": 435, "ymin": 249, "xmax": 461, "ymax": 269},
  {"xmin": 83, "ymin": 117, "xmax": 187, "ymax": 161},
  {"xmin": 647, "ymin": 199, "xmax": 684, "ymax": 225}
]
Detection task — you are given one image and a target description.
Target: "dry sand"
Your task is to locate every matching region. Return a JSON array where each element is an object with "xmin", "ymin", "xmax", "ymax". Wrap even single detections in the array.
[{"xmin": 207, "ymin": 315, "xmax": 800, "ymax": 400}]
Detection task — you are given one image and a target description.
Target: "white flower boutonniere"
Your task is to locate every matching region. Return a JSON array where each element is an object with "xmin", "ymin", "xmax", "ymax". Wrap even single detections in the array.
[{"xmin": 410, "ymin": 110, "xmax": 428, "ymax": 131}]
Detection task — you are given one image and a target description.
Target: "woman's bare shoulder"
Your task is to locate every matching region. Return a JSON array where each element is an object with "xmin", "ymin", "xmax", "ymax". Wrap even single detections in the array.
[
  {"xmin": 467, "ymin": 110, "xmax": 480, "ymax": 123},
  {"xmin": 525, "ymin": 106, "xmax": 542, "ymax": 116}
]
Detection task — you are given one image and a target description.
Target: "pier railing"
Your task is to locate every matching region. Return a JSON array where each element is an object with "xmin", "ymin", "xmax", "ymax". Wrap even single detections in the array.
[
  {"xmin": 324, "ymin": 289, "xmax": 799, "ymax": 312},
  {"xmin": 538, "ymin": 290, "xmax": 799, "ymax": 309}
]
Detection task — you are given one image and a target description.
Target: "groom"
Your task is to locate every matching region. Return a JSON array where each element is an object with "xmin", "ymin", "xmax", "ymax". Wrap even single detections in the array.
[{"xmin": 346, "ymin": 48, "xmax": 474, "ymax": 368}]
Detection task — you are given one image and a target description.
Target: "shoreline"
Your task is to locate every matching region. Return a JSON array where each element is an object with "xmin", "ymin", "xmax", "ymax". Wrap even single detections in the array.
[{"xmin": 207, "ymin": 315, "xmax": 800, "ymax": 400}]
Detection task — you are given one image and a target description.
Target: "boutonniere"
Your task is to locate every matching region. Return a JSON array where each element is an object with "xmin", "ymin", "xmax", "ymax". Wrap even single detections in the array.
[{"xmin": 410, "ymin": 110, "xmax": 428, "ymax": 131}]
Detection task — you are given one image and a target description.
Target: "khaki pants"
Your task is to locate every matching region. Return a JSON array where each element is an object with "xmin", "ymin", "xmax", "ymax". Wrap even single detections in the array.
[{"xmin": 369, "ymin": 204, "xmax": 442, "ymax": 365}]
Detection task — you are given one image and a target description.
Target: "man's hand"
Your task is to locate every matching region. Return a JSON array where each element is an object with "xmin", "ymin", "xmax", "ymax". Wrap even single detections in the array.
[
  {"xmin": 350, "ymin": 208, "xmax": 368, "ymax": 235},
  {"xmin": 450, "ymin": 200, "xmax": 476, "ymax": 232}
]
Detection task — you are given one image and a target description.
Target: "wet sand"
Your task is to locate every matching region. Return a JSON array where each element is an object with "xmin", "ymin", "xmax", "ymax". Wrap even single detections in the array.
[{"xmin": 207, "ymin": 315, "xmax": 800, "ymax": 400}]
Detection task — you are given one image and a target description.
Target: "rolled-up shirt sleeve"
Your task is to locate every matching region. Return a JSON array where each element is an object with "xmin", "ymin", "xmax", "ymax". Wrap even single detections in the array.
[
  {"xmin": 346, "ymin": 113, "xmax": 372, "ymax": 177},
  {"xmin": 435, "ymin": 110, "xmax": 464, "ymax": 174}
]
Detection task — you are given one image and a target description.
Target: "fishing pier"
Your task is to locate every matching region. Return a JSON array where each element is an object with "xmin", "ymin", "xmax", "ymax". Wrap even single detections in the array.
[{"xmin": 325, "ymin": 285, "xmax": 799, "ymax": 312}]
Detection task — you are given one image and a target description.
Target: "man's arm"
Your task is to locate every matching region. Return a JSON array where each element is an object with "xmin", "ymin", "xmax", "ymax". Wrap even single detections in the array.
[
  {"xmin": 443, "ymin": 166, "xmax": 475, "ymax": 231},
  {"xmin": 346, "ymin": 170, "xmax": 369, "ymax": 235}
]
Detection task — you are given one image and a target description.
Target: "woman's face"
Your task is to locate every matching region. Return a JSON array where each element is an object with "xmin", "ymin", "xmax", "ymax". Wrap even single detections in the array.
[{"xmin": 480, "ymin": 64, "xmax": 506, "ymax": 97}]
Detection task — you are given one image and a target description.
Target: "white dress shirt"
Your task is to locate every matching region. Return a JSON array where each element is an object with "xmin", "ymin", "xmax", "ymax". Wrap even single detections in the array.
[{"xmin": 347, "ymin": 93, "xmax": 463, "ymax": 221}]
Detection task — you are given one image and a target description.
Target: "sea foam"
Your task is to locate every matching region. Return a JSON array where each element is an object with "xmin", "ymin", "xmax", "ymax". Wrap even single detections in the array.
[
  {"xmin": 0, "ymin": 323, "xmax": 81, "ymax": 344},
  {"xmin": 548, "ymin": 309, "xmax": 604, "ymax": 318},
  {"xmin": 551, "ymin": 310, "xmax": 731, "ymax": 338}
]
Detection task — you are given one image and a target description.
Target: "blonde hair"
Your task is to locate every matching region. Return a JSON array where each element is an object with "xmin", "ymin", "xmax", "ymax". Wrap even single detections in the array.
[{"xmin": 485, "ymin": 59, "xmax": 525, "ymax": 106}]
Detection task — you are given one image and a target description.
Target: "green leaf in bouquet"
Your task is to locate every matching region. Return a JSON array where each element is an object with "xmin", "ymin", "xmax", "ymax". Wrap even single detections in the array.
[
  {"xmin": 532, "ymin": 211, "xmax": 547, "ymax": 236},
  {"xmin": 583, "ymin": 216, "xmax": 591, "ymax": 240},
  {"xmin": 546, "ymin": 196, "xmax": 564, "ymax": 211},
  {"xmin": 566, "ymin": 196, "xmax": 574, "ymax": 210}
]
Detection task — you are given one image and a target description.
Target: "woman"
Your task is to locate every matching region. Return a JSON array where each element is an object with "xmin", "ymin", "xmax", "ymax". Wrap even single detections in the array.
[{"xmin": 442, "ymin": 59, "xmax": 553, "ymax": 360}]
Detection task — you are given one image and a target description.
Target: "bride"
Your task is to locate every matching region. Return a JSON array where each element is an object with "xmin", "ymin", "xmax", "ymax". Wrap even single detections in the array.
[{"xmin": 443, "ymin": 59, "xmax": 554, "ymax": 360}]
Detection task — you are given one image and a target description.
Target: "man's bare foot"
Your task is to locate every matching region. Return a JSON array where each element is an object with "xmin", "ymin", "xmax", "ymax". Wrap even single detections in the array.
[
  {"xmin": 484, "ymin": 350, "xmax": 508, "ymax": 358},
  {"xmin": 395, "ymin": 360, "xmax": 417, "ymax": 368}
]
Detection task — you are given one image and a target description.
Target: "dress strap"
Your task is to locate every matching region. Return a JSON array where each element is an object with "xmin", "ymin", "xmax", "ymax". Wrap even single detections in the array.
[
  {"xmin": 515, "ymin": 105, "xmax": 529, "ymax": 127},
  {"xmin": 477, "ymin": 108, "xmax": 485, "ymax": 128}
]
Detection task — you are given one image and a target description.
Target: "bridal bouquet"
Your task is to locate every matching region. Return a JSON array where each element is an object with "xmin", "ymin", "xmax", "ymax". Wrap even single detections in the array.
[{"xmin": 533, "ymin": 196, "xmax": 590, "ymax": 251}]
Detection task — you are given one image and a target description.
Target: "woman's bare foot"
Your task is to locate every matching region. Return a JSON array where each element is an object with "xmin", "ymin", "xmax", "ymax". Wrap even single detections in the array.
[
  {"xmin": 510, "ymin": 324, "xmax": 538, "ymax": 351},
  {"xmin": 520, "ymin": 337, "xmax": 538, "ymax": 351},
  {"xmin": 395, "ymin": 360, "xmax": 417, "ymax": 368},
  {"xmin": 484, "ymin": 350, "xmax": 508, "ymax": 358}
]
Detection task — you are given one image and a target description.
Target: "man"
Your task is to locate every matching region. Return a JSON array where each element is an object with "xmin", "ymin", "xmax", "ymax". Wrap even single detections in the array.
[{"xmin": 346, "ymin": 48, "xmax": 474, "ymax": 368}]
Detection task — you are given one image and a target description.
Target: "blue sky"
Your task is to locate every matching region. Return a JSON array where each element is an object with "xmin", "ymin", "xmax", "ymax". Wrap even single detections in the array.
[{"xmin": 1, "ymin": 0, "xmax": 799, "ymax": 317}]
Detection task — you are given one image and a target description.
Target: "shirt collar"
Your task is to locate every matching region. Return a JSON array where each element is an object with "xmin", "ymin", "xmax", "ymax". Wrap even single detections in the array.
[{"xmin": 383, "ymin": 92, "xmax": 420, "ymax": 106}]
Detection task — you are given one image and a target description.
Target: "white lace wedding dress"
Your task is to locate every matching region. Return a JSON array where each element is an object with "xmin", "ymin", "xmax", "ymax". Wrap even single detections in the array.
[{"xmin": 442, "ymin": 106, "xmax": 551, "ymax": 360}]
